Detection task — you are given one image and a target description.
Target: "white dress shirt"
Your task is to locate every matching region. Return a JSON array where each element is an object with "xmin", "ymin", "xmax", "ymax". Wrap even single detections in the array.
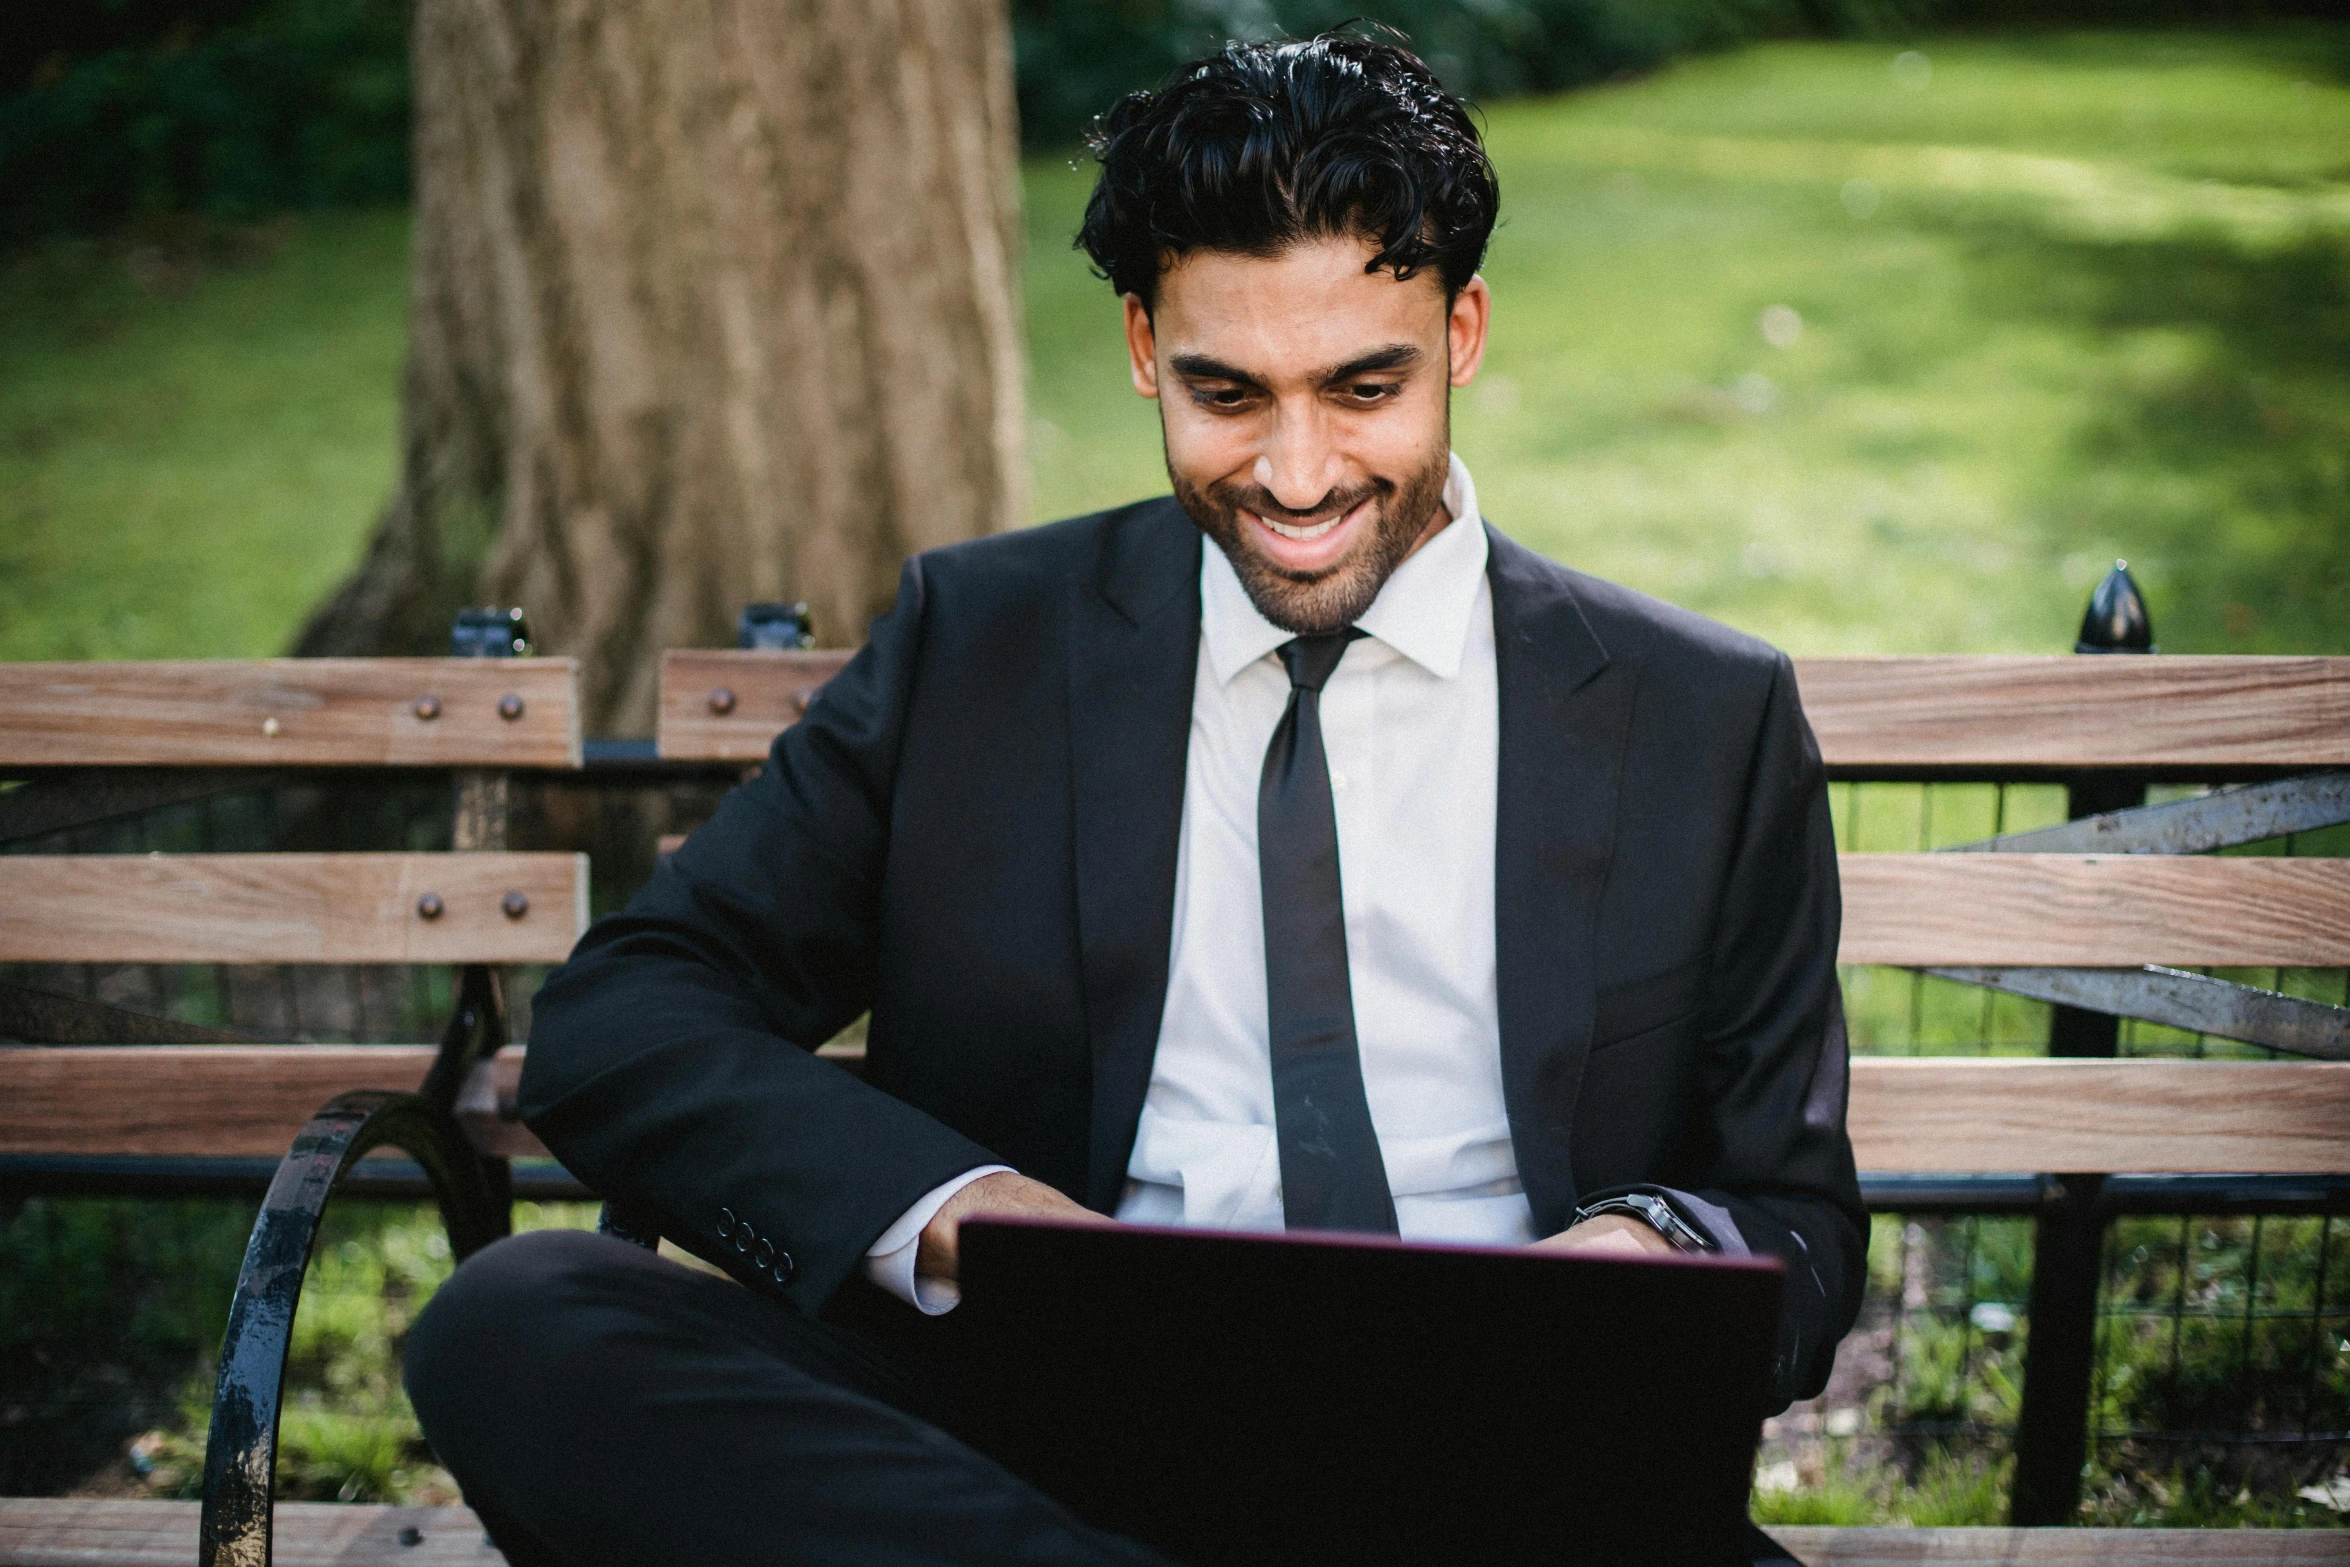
[{"xmin": 867, "ymin": 454, "xmax": 1527, "ymax": 1310}]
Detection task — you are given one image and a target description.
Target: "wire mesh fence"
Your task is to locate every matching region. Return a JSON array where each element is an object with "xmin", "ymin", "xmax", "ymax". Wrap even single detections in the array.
[{"xmin": 1754, "ymin": 780, "xmax": 2350, "ymax": 1528}]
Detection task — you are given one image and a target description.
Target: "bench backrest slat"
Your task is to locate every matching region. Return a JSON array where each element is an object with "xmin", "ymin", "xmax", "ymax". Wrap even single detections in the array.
[
  {"xmin": 1838, "ymin": 853, "xmax": 2350, "ymax": 968},
  {"xmin": 655, "ymin": 650, "xmax": 2350, "ymax": 769},
  {"xmin": 1796, "ymin": 655, "xmax": 2350, "ymax": 770},
  {"xmin": 0, "ymin": 1045, "xmax": 539, "ymax": 1159},
  {"xmin": 657, "ymin": 650, "xmax": 851, "ymax": 761},
  {"xmin": 1847, "ymin": 1059, "xmax": 2350, "ymax": 1174},
  {"xmin": 0, "ymin": 659, "xmax": 584, "ymax": 769},
  {"xmin": 0, "ymin": 853, "xmax": 587, "ymax": 965},
  {"xmin": 6, "ymin": 1049, "xmax": 2341, "ymax": 1176}
]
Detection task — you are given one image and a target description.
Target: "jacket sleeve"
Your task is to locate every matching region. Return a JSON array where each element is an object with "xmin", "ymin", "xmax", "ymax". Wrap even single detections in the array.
[
  {"xmin": 1594, "ymin": 651, "xmax": 1867, "ymax": 1412},
  {"xmin": 519, "ymin": 553, "xmax": 1003, "ymax": 1315}
]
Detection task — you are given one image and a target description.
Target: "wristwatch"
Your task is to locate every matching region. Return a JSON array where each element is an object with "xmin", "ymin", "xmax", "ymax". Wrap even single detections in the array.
[{"xmin": 1571, "ymin": 1191, "xmax": 1715, "ymax": 1254}]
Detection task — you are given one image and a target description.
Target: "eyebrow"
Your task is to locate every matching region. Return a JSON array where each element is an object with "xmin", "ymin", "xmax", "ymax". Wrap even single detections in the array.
[
  {"xmin": 1166, "ymin": 342, "xmax": 1426, "ymax": 392},
  {"xmin": 1321, "ymin": 344, "xmax": 1424, "ymax": 383},
  {"xmin": 1167, "ymin": 352, "xmax": 1266, "ymax": 390}
]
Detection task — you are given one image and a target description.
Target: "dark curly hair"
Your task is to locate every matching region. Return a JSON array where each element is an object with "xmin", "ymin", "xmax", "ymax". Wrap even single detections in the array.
[{"xmin": 1077, "ymin": 31, "xmax": 1499, "ymax": 310}]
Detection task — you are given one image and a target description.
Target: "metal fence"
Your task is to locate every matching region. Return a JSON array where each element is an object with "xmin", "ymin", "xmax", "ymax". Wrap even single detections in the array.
[{"xmin": 1755, "ymin": 777, "xmax": 2350, "ymax": 1527}]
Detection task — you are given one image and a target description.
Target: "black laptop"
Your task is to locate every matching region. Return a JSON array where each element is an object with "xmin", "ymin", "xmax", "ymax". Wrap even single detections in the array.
[{"xmin": 958, "ymin": 1218, "xmax": 1789, "ymax": 1566}]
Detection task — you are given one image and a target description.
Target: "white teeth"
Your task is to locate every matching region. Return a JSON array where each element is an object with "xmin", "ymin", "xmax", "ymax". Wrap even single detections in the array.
[{"xmin": 1254, "ymin": 511, "xmax": 1345, "ymax": 542}]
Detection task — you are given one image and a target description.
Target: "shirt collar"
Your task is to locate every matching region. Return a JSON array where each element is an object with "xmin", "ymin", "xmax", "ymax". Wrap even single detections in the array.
[{"xmin": 1200, "ymin": 451, "xmax": 1490, "ymax": 686}]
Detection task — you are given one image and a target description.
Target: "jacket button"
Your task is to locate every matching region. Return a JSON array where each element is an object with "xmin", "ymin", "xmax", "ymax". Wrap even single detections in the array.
[
  {"xmin": 753, "ymin": 1237, "xmax": 775, "ymax": 1269},
  {"xmin": 773, "ymin": 1251, "xmax": 796, "ymax": 1286},
  {"xmin": 717, "ymin": 1206, "xmax": 735, "ymax": 1238}
]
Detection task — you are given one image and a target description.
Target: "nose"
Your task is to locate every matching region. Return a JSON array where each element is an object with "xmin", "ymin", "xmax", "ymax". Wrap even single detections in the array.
[{"xmin": 1253, "ymin": 410, "xmax": 1343, "ymax": 514}]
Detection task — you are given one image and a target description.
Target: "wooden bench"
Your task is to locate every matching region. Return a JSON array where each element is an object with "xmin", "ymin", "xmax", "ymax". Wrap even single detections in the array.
[
  {"xmin": 0, "ymin": 655, "xmax": 586, "ymax": 1567},
  {"xmin": 6, "ymin": 647, "xmax": 2347, "ymax": 1565}
]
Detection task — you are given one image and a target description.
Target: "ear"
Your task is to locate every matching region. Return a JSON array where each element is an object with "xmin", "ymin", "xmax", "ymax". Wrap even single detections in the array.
[
  {"xmin": 1122, "ymin": 295, "xmax": 1160, "ymax": 399},
  {"xmin": 1447, "ymin": 276, "xmax": 1491, "ymax": 388}
]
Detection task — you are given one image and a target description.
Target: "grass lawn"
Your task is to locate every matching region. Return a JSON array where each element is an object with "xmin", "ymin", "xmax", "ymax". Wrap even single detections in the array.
[
  {"xmin": 4, "ymin": 24, "xmax": 2348, "ymax": 1528},
  {"xmin": 1032, "ymin": 28, "xmax": 2350, "ymax": 658},
  {"xmin": 6, "ymin": 30, "xmax": 2345, "ymax": 666},
  {"xmin": 0, "ymin": 214, "xmax": 410, "ymax": 662}
]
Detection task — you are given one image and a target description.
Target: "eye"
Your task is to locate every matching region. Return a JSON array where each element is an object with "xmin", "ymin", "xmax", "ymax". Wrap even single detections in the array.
[
  {"xmin": 1343, "ymin": 381, "xmax": 1402, "ymax": 404},
  {"xmin": 1190, "ymin": 384, "xmax": 1256, "ymax": 411}
]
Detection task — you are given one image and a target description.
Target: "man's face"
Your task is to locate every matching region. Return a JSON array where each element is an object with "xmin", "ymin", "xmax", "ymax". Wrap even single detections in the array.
[{"xmin": 1124, "ymin": 237, "xmax": 1491, "ymax": 636}]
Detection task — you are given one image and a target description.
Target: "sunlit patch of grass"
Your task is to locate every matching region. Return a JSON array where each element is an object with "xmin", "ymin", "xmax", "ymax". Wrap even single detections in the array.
[{"xmin": 1751, "ymin": 1442, "xmax": 2010, "ymax": 1527}]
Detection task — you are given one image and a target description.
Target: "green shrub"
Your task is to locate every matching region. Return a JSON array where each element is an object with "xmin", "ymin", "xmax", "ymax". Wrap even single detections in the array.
[
  {"xmin": 1010, "ymin": 0, "xmax": 1911, "ymax": 148},
  {"xmin": 0, "ymin": 0, "xmax": 410, "ymax": 241}
]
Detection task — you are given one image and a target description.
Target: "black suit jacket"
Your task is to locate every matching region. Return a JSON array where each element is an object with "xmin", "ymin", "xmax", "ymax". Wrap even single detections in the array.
[{"xmin": 524, "ymin": 496, "xmax": 1867, "ymax": 1408}]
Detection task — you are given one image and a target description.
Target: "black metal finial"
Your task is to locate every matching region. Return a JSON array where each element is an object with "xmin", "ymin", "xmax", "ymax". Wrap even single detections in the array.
[
  {"xmin": 2075, "ymin": 560, "xmax": 2154, "ymax": 654},
  {"xmin": 737, "ymin": 601, "xmax": 814, "ymax": 650},
  {"xmin": 450, "ymin": 607, "xmax": 531, "ymax": 658}
]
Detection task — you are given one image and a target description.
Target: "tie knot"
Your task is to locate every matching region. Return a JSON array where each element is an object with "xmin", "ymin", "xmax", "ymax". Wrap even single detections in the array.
[{"xmin": 1277, "ymin": 630, "xmax": 1362, "ymax": 693}]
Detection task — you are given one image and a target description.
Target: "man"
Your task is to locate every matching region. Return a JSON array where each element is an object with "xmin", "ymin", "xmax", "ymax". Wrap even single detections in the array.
[{"xmin": 407, "ymin": 32, "xmax": 1864, "ymax": 1566}]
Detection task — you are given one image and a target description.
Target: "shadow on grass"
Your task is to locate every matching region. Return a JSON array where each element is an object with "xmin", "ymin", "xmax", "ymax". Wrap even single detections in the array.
[
  {"xmin": 1970, "ymin": 223, "xmax": 2350, "ymax": 654},
  {"xmin": 0, "ymin": 1197, "xmax": 251, "ymax": 1494}
]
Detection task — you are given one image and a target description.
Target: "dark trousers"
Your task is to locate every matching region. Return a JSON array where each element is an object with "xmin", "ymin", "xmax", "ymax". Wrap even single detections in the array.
[{"xmin": 403, "ymin": 1228, "xmax": 1175, "ymax": 1567}]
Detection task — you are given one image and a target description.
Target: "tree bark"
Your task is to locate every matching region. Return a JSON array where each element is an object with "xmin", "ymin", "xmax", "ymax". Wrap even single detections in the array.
[{"xmin": 296, "ymin": 0, "xmax": 1026, "ymax": 734}]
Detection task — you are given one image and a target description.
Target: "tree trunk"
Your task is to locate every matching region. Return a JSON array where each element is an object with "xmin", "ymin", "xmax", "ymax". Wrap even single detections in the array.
[{"xmin": 296, "ymin": 0, "xmax": 1026, "ymax": 734}]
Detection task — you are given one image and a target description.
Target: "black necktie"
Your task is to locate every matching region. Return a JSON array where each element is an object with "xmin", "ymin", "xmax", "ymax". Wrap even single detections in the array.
[{"xmin": 1260, "ymin": 630, "xmax": 1398, "ymax": 1234}]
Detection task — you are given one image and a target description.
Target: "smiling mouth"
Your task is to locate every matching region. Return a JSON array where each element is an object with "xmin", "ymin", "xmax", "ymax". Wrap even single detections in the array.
[{"xmin": 1247, "ymin": 498, "xmax": 1368, "ymax": 544}]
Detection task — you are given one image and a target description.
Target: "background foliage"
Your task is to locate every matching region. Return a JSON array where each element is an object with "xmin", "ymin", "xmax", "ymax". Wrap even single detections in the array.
[
  {"xmin": 8, "ymin": 0, "xmax": 2342, "ymax": 238},
  {"xmin": 0, "ymin": 0, "xmax": 409, "ymax": 242}
]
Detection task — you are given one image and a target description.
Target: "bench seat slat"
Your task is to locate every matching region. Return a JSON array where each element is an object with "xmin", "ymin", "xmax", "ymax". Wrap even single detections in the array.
[
  {"xmin": 1839, "ymin": 853, "xmax": 2350, "ymax": 969},
  {"xmin": 0, "ymin": 853, "xmax": 588, "ymax": 965},
  {"xmin": 0, "ymin": 1503, "xmax": 2338, "ymax": 1567},
  {"xmin": 0, "ymin": 660, "xmax": 583, "ymax": 770},
  {"xmin": 0, "ymin": 1046, "xmax": 542, "ymax": 1160},
  {"xmin": 1770, "ymin": 1523, "xmax": 2350, "ymax": 1564},
  {"xmin": 1847, "ymin": 1059, "xmax": 2350, "ymax": 1175},
  {"xmin": 0, "ymin": 1498, "xmax": 503, "ymax": 1565}
]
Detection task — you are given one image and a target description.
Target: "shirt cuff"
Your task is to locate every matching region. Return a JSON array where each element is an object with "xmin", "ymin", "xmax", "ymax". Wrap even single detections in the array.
[{"xmin": 861, "ymin": 1165, "xmax": 1015, "ymax": 1315}]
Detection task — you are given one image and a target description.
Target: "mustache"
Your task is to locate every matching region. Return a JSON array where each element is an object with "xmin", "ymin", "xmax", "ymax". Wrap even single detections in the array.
[{"xmin": 1211, "ymin": 475, "xmax": 1392, "ymax": 525}]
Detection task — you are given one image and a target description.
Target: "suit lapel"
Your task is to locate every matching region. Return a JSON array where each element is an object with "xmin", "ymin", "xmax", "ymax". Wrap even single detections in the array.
[
  {"xmin": 1068, "ymin": 499, "xmax": 1202, "ymax": 1211},
  {"xmin": 1487, "ymin": 526, "xmax": 1639, "ymax": 1236}
]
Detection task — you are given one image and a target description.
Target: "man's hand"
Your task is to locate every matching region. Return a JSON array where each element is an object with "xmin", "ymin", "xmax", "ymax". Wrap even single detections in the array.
[
  {"xmin": 916, "ymin": 1171, "xmax": 1112, "ymax": 1285},
  {"xmin": 1529, "ymin": 1212, "xmax": 1676, "ymax": 1258}
]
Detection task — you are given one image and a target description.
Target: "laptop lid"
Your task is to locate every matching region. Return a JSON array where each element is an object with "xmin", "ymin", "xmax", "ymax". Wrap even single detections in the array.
[{"xmin": 959, "ymin": 1218, "xmax": 1784, "ymax": 1567}]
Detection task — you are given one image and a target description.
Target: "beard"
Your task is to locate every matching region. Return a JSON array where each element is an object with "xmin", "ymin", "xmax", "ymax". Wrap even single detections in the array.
[{"xmin": 1169, "ymin": 439, "xmax": 1453, "ymax": 637}]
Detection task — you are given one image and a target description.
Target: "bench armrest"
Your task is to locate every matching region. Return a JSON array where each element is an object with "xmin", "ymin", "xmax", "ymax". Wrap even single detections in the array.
[{"xmin": 197, "ymin": 1090, "xmax": 508, "ymax": 1567}]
